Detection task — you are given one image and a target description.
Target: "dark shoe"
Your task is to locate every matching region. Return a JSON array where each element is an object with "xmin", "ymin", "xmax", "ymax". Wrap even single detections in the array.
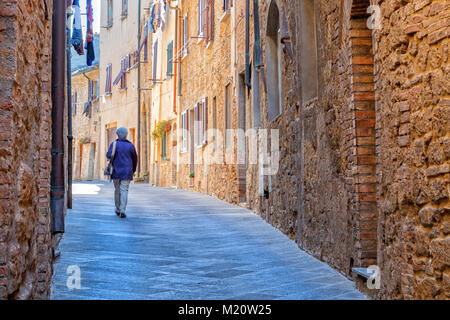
[
  {"xmin": 115, "ymin": 211, "xmax": 120, "ymax": 216},
  {"xmin": 120, "ymin": 213, "xmax": 126, "ymax": 219}
]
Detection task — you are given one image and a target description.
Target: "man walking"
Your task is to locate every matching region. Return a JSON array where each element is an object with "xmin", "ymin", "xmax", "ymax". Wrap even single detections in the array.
[{"xmin": 106, "ymin": 127, "xmax": 138, "ymax": 218}]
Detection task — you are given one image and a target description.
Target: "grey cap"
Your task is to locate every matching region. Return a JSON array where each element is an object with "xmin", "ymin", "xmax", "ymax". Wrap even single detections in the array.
[{"xmin": 116, "ymin": 127, "xmax": 128, "ymax": 139}]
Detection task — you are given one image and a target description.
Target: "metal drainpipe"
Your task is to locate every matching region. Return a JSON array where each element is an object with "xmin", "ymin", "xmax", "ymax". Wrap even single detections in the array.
[
  {"xmin": 66, "ymin": 4, "xmax": 73, "ymax": 210},
  {"xmin": 169, "ymin": 2, "xmax": 179, "ymax": 113},
  {"xmin": 137, "ymin": 0, "xmax": 142, "ymax": 177},
  {"xmin": 51, "ymin": 0, "xmax": 67, "ymax": 234}
]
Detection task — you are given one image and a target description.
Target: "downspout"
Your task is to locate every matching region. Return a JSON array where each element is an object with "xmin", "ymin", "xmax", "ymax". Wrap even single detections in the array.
[
  {"xmin": 169, "ymin": 1, "xmax": 179, "ymax": 114},
  {"xmin": 137, "ymin": 0, "xmax": 142, "ymax": 176},
  {"xmin": 66, "ymin": 4, "xmax": 73, "ymax": 210},
  {"xmin": 51, "ymin": 0, "xmax": 67, "ymax": 234}
]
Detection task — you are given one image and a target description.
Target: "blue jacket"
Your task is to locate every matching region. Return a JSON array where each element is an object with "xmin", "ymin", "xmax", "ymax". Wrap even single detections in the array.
[{"xmin": 106, "ymin": 139, "xmax": 138, "ymax": 180}]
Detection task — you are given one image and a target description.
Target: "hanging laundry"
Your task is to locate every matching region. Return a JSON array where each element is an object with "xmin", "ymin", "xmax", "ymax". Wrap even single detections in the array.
[
  {"xmin": 83, "ymin": 101, "xmax": 92, "ymax": 118},
  {"xmin": 85, "ymin": 0, "xmax": 95, "ymax": 66},
  {"xmin": 149, "ymin": 3, "xmax": 156, "ymax": 33},
  {"xmin": 72, "ymin": 0, "xmax": 84, "ymax": 55},
  {"xmin": 150, "ymin": 0, "xmax": 167, "ymax": 32},
  {"xmin": 160, "ymin": 0, "xmax": 167, "ymax": 31}
]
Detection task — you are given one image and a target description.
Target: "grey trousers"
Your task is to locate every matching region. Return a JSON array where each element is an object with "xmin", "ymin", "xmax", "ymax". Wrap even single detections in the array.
[{"xmin": 113, "ymin": 179, "xmax": 131, "ymax": 214}]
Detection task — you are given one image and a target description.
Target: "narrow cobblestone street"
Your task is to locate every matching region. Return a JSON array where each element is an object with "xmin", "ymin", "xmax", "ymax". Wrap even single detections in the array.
[{"xmin": 50, "ymin": 182, "xmax": 366, "ymax": 300}]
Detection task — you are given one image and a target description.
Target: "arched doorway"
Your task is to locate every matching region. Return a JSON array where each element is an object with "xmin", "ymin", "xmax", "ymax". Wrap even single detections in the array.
[{"xmin": 266, "ymin": 1, "xmax": 282, "ymax": 122}]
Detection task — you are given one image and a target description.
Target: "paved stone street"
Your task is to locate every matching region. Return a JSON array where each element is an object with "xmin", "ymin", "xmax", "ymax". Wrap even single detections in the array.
[{"xmin": 50, "ymin": 182, "xmax": 366, "ymax": 300}]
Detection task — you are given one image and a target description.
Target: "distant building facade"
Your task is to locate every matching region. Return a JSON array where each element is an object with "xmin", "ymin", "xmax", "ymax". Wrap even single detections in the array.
[{"xmin": 71, "ymin": 34, "xmax": 101, "ymax": 181}]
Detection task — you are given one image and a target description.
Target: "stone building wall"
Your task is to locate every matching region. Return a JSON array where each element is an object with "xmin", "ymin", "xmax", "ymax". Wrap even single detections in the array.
[
  {"xmin": 150, "ymin": 0, "xmax": 448, "ymax": 299},
  {"xmin": 372, "ymin": 0, "xmax": 449, "ymax": 300},
  {"xmin": 235, "ymin": 0, "xmax": 449, "ymax": 299},
  {"xmin": 0, "ymin": 0, "xmax": 54, "ymax": 299},
  {"xmin": 177, "ymin": 0, "xmax": 239, "ymax": 203},
  {"xmin": 99, "ymin": 0, "xmax": 140, "ymax": 177}
]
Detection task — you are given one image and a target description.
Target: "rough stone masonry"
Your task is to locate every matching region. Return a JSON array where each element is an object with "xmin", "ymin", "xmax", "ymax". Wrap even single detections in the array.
[{"xmin": 0, "ymin": 0, "xmax": 54, "ymax": 299}]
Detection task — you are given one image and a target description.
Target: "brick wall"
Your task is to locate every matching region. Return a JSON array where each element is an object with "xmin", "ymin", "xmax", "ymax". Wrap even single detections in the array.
[{"xmin": 0, "ymin": 0, "xmax": 54, "ymax": 299}]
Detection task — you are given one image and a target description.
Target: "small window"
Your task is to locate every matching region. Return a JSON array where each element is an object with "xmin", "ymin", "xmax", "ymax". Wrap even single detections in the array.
[
  {"xmin": 120, "ymin": 58, "xmax": 127, "ymax": 90},
  {"xmin": 107, "ymin": 0, "xmax": 113, "ymax": 26},
  {"xmin": 225, "ymin": 84, "xmax": 232, "ymax": 149},
  {"xmin": 206, "ymin": 0, "xmax": 215, "ymax": 43},
  {"xmin": 198, "ymin": 0, "xmax": 206, "ymax": 37},
  {"xmin": 105, "ymin": 64, "xmax": 112, "ymax": 95},
  {"xmin": 182, "ymin": 14, "xmax": 189, "ymax": 57},
  {"xmin": 181, "ymin": 110, "xmax": 188, "ymax": 152},
  {"xmin": 161, "ymin": 132, "xmax": 167, "ymax": 160},
  {"xmin": 223, "ymin": 0, "xmax": 232, "ymax": 13},
  {"xmin": 72, "ymin": 92, "xmax": 78, "ymax": 116},
  {"xmin": 167, "ymin": 41, "xmax": 173, "ymax": 77},
  {"xmin": 194, "ymin": 103, "xmax": 201, "ymax": 147},
  {"xmin": 121, "ymin": 0, "xmax": 128, "ymax": 18},
  {"xmin": 153, "ymin": 40, "xmax": 158, "ymax": 84},
  {"xmin": 88, "ymin": 79, "xmax": 98, "ymax": 101},
  {"xmin": 202, "ymin": 98, "xmax": 208, "ymax": 144}
]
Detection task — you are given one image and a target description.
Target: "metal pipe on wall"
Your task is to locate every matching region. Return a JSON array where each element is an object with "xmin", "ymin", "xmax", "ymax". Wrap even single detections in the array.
[
  {"xmin": 137, "ymin": 0, "xmax": 142, "ymax": 176},
  {"xmin": 51, "ymin": 0, "xmax": 67, "ymax": 234},
  {"xmin": 66, "ymin": 3, "xmax": 73, "ymax": 210}
]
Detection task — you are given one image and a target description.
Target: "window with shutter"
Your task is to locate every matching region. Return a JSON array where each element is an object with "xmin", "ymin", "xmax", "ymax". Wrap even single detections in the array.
[
  {"xmin": 120, "ymin": 58, "xmax": 127, "ymax": 90},
  {"xmin": 181, "ymin": 110, "xmax": 188, "ymax": 153},
  {"xmin": 194, "ymin": 104, "xmax": 199, "ymax": 147},
  {"xmin": 167, "ymin": 41, "xmax": 173, "ymax": 77},
  {"xmin": 183, "ymin": 14, "xmax": 188, "ymax": 57},
  {"xmin": 153, "ymin": 40, "xmax": 158, "ymax": 84},
  {"xmin": 225, "ymin": 84, "xmax": 232, "ymax": 149},
  {"xmin": 161, "ymin": 132, "xmax": 167, "ymax": 160},
  {"xmin": 121, "ymin": 0, "xmax": 128, "ymax": 18},
  {"xmin": 72, "ymin": 92, "xmax": 77, "ymax": 116},
  {"xmin": 223, "ymin": 0, "xmax": 232, "ymax": 13},
  {"xmin": 107, "ymin": 0, "xmax": 113, "ymax": 26},
  {"xmin": 206, "ymin": 0, "xmax": 214, "ymax": 43},
  {"xmin": 204, "ymin": 97, "xmax": 208, "ymax": 144},
  {"xmin": 198, "ymin": 0, "xmax": 204, "ymax": 37},
  {"xmin": 105, "ymin": 64, "xmax": 112, "ymax": 95}
]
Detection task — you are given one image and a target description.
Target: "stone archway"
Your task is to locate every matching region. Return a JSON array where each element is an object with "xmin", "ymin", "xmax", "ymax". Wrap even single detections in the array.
[{"xmin": 266, "ymin": 0, "xmax": 282, "ymax": 122}]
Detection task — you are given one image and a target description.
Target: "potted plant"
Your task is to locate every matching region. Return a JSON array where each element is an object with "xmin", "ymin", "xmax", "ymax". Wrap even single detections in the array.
[
  {"xmin": 151, "ymin": 120, "xmax": 171, "ymax": 141},
  {"xmin": 189, "ymin": 171, "xmax": 195, "ymax": 185}
]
